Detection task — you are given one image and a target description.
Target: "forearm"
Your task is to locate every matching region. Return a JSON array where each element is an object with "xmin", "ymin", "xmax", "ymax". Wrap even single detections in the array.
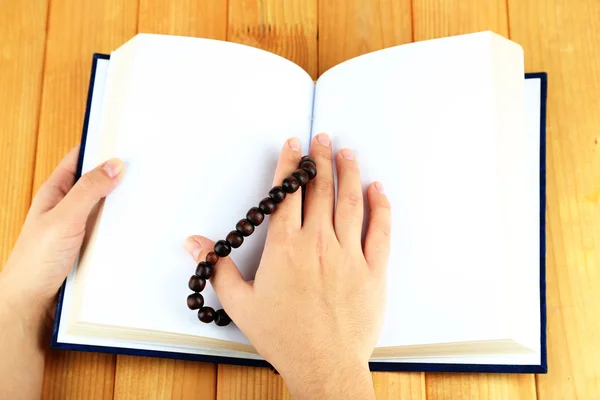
[{"xmin": 0, "ymin": 275, "xmax": 46, "ymax": 400}]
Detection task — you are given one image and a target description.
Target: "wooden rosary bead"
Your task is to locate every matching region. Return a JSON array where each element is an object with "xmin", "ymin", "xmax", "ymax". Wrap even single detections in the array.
[
  {"xmin": 196, "ymin": 262, "xmax": 214, "ymax": 279},
  {"xmin": 300, "ymin": 161, "xmax": 317, "ymax": 180},
  {"xmin": 300, "ymin": 155, "xmax": 316, "ymax": 166},
  {"xmin": 291, "ymin": 168, "xmax": 309, "ymax": 186},
  {"xmin": 214, "ymin": 240, "xmax": 231, "ymax": 257},
  {"xmin": 236, "ymin": 219, "xmax": 255, "ymax": 236},
  {"xmin": 188, "ymin": 275, "xmax": 206, "ymax": 292},
  {"xmin": 226, "ymin": 230, "xmax": 244, "ymax": 248},
  {"xmin": 269, "ymin": 186, "xmax": 286, "ymax": 203},
  {"xmin": 246, "ymin": 207, "xmax": 265, "ymax": 226},
  {"xmin": 198, "ymin": 307, "xmax": 216, "ymax": 323},
  {"xmin": 214, "ymin": 309, "xmax": 232, "ymax": 326},
  {"xmin": 259, "ymin": 197, "xmax": 277, "ymax": 214},
  {"xmin": 187, "ymin": 293, "xmax": 204, "ymax": 310},
  {"xmin": 282, "ymin": 176, "xmax": 300, "ymax": 193},
  {"xmin": 205, "ymin": 251, "xmax": 219, "ymax": 266}
]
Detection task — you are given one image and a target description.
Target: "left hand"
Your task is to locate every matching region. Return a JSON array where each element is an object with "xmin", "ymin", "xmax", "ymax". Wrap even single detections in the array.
[{"xmin": 0, "ymin": 147, "xmax": 124, "ymax": 328}]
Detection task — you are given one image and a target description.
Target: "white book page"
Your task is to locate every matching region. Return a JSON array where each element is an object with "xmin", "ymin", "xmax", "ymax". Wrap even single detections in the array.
[
  {"xmin": 76, "ymin": 35, "xmax": 314, "ymax": 345},
  {"xmin": 312, "ymin": 32, "xmax": 537, "ymax": 349}
]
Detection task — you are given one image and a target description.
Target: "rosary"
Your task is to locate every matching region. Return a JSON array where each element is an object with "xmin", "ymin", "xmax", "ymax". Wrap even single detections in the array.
[{"xmin": 186, "ymin": 156, "xmax": 318, "ymax": 326}]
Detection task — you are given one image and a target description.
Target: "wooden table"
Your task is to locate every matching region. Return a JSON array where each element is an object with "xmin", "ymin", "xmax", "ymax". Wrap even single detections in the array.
[{"xmin": 1, "ymin": 0, "xmax": 598, "ymax": 398}]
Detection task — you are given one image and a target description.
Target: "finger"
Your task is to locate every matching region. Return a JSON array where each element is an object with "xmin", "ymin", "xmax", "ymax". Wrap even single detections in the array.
[
  {"xmin": 267, "ymin": 137, "xmax": 303, "ymax": 232},
  {"xmin": 30, "ymin": 146, "xmax": 80, "ymax": 215},
  {"xmin": 303, "ymin": 133, "xmax": 335, "ymax": 229},
  {"xmin": 53, "ymin": 158, "xmax": 124, "ymax": 224},
  {"xmin": 183, "ymin": 235, "xmax": 253, "ymax": 323},
  {"xmin": 363, "ymin": 182, "xmax": 392, "ymax": 271},
  {"xmin": 334, "ymin": 148, "xmax": 364, "ymax": 247}
]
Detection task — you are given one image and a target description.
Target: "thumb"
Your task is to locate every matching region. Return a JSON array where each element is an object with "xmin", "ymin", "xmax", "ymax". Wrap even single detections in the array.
[
  {"xmin": 54, "ymin": 158, "xmax": 124, "ymax": 223},
  {"xmin": 183, "ymin": 235, "xmax": 253, "ymax": 324}
]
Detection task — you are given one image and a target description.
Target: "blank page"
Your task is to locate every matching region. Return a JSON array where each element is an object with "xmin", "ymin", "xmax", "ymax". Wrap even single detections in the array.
[
  {"xmin": 312, "ymin": 32, "xmax": 537, "ymax": 349},
  {"xmin": 75, "ymin": 34, "xmax": 315, "ymax": 344}
]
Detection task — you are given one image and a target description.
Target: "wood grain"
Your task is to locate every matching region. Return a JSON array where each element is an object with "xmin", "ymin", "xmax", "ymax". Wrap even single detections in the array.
[
  {"xmin": 217, "ymin": 365, "xmax": 290, "ymax": 400},
  {"xmin": 111, "ymin": 1, "xmax": 228, "ymax": 398},
  {"xmin": 138, "ymin": 0, "xmax": 227, "ymax": 39},
  {"xmin": 373, "ymin": 372, "xmax": 426, "ymax": 400},
  {"xmin": 0, "ymin": 0, "xmax": 48, "ymax": 267},
  {"xmin": 509, "ymin": 0, "xmax": 600, "ymax": 398},
  {"xmin": 318, "ymin": 0, "xmax": 412, "ymax": 76},
  {"xmin": 114, "ymin": 356, "xmax": 217, "ymax": 400},
  {"xmin": 42, "ymin": 351, "xmax": 116, "ymax": 400},
  {"xmin": 228, "ymin": 0, "xmax": 318, "ymax": 79},
  {"xmin": 411, "ymin": 1, "xmax": 536, "ymax": 398},
  {"xmin": 36, "ymin": 0, "xmax": 138, "ymax": 398}
]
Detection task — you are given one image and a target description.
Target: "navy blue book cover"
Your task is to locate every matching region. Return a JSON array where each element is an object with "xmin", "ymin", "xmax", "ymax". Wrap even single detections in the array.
[{"xmin": 51, "ymin": 53, "xmax": 548, "ymax": 374}]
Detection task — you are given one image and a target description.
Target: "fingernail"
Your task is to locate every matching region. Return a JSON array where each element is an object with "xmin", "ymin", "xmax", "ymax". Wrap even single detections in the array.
[
  {"xmin": 102, "ymin": 158, "xmax": 123, "ymax": 179},
  {"xmin": 288, "ymin": 137, "xmax": 301, "ymax": 151},
  {"xmin": 316, "ymin": 133, "xmax": 331, "ymax": 147},
  {"xmin": 375, "ymin": 182, "xmax": 385, "ymax": 194},
  {"xmin": 184, "ymin": 237, "xmax": 203, "ymax": 260},
  {"xmin": 341, "ymin": 148, "xmax": 354, "ymax": 160}
]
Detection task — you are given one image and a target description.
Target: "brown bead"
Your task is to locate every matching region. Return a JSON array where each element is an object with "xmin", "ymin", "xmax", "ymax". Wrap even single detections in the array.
[
  {"xmin": 246, "ymin": 207, "xmax": 265, "ymax": 226},
  {"xmin": 236, "ymin": 219, "xmax": 255, "ymax": 236},
  {"xmin": 226, "ymin": 230, "xmax": 244, "ymax": 248},
  {"xmin": 269, "ymin": 186, "xmax": 286, "ymax": 203},
  {"xmin": 206, "ymin": 251, "xmax": 219, "ymax": 266},
  {"xmin": 300, "ymin": 161, "xmax": 317, "ymax": 180},
  {"xmin": 188, "ymin": 275, "xmax": 206, "ymax": 292},
  {"xmin": 198, "ymin": 307, "xmax": 215, "ymax": 323},
  {"xmin": 300, "ymin": 155, "xmax": 316, "ymax": 166},
  {"xmin": 214, "ymin": 240, "xmax": 231, "ymax": 257},
  {"xmin": 292, "ymin": 169, "xmax": 309, "ymax": 186},
  {"xmin": 187, "ymin": 293, "xmax": 204, "ymax": 310},
  {"xmin": 215, "ymin": 309, "xmax": 232, "ymax": 326},
  {"xmin": 259, "ymin": 197, "xmax": 276, "ymax": 215},
  {"xmin": 282, "ymin": 176, "xmax": 300, "ymax": 193},
  {"xmin": 196, "ymin": 262, "xmax": 213, "ymax": 279}
]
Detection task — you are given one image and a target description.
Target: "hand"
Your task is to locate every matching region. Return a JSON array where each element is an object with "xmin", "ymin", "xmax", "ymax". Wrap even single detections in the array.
[
  {"xmin": 0, "ymin": 147, "xmax": 123, "ymax": 400},
  {"xmin": 0, "ymin": 147, "xmax": 124, "ymax": 326},
  {"xmin": 184, "ymin": 134, "xmax": 391, "ymax": 399}
]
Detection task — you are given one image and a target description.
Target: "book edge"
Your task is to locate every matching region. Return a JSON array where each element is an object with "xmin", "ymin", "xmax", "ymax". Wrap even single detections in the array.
[{"xmin": 51, "ymin": 59, "xmax": 548, "ymax": 374}]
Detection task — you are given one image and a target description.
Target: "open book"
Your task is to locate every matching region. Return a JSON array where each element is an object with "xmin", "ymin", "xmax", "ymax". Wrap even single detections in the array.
[{"xmin": 52, "ymin": 31, "xmax": 547, "ymax": 373}]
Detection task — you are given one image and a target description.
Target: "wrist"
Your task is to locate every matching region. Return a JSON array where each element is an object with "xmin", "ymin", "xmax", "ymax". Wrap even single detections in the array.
[
  {"xmin": 0, "ymin": 270, "xmax": 50, "ymax": 331},
  {"xmin": 281, "ymin": 356, "xmax": 374, "ymax": 400}
]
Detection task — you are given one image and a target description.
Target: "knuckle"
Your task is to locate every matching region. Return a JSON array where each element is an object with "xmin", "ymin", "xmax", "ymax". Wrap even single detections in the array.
[
  {"xmin": 375, "ymin": 221, "xmax": 391, "ymax": 238},
  {"xmin": 312, "ymin": 178, "xmax": 334, "ymax": 194},
  {"xmin": 314, "ymin": 148, "xmax": 333, "ymax": 162},
  {"xmin": 77, "ymin": 173, "xmax": 100, "ymax": 195},
  {"xmin": 342, "ymin": 192, "xmax": 363, "ymax": 208}
]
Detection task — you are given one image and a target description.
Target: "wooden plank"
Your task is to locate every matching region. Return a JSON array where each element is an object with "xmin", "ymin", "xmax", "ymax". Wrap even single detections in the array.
[
  {"xmin": 217, "ymin": 365, "xmax": 290, "ymax": 400},
  {"xmin": 508, "ymin": 0, "xmax": 600, "ymax": 398},
  {"xmin": 114, "ymin": 356, "xmax": 217, "ymax": 400},
  {"xmin": 42, "ymin": 352, "xmax": 117, "ymax": 400},
  {"xmin": 36, "ymin": 0, "xmax": 138, "ymax": 398},
  {"xmin": 0, "ymin": 0, "xmax": 48, "ymax": 267},
  {"xmin": 111, "ymin": 1, "xmax": 227, "ymax": 399},
  {"xmin": 412, "ymin": 0, "xmax": 509, "ymax": 40},
  {"xmin": 318, "ymin": 0, "xmax": 412, "ymax": 76},
  {"xmin": 373, "ymin": 372, "xmax": 426, "ymax": 399},
  {"xmin": 318, "ymin": 1, "xmax": 425, "ymax": 399},
  {"xmin": 228, "ymin": 0, "xmax": 318, "ymax": 79},
  {"xmin": 411, "ymin": 1, "xmax": 538, "ymax": 398},
  {"xmin": 217, "ymin": 0, "xmax": 317, "ymax": 397}
]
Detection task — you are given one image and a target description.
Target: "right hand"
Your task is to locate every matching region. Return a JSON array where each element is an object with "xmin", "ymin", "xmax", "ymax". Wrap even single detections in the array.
[{"xmin": 184, "ymin": 134, "xmax": 391, "ymax": 399}]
